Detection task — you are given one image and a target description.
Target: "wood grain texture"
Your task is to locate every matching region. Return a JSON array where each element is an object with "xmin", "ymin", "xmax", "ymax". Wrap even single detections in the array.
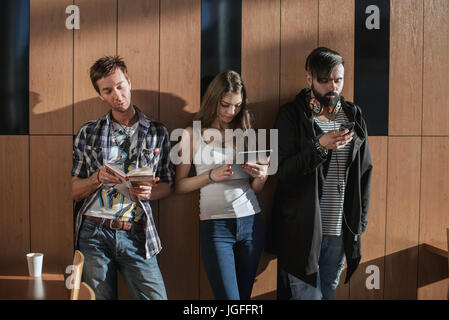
[
  {"xmin": 350, "ymin": 137, "xmax": 387, "ymax": 300},
  {"xmin": 159, "ymin": 0, "xmax": 201, "ymax": 300},
  {"xmin": 73, "ymin": 0, "xmax": 117, "ymax": 134},
  {"xmin": 0, "ymin": 136, "xmax": 30, "ymax": 265},
  {"xmin": 420, "ymin": 138, "xmax": 449, "ymax": 255},
  {"xmin": 242, "ymin": 0, "xmax": 280, "ymax": 299},
  {"xmin": 117, "ymin": 0, "xmax": 159, "ymax": 120},
  {"xmin": 318, "ymin": 0, "xmax": 354, "ymax": 102},
  {"xmin": 389, "ymin": 0, "xmax": 423, "ymax": 135},
  {"xmin": 423, "ymin": 0, "xmax": 449, "ymax": 135},
  {"xmin": 384, "ymin": 137, "xmax": 421, "ymax": 299},
  {"xmin": 29, "ymin": 0, "xmax": 73, "ymax": 134},
  {"xmin": 242, "ymin": 0, "xmax": 280, "ymax": 130},
  {"xmin": 280, "ymin": 0, "xmax": 318, "ymax": 106},
  {"xmin": 418, "ymin": 137, "xmax": 449, "ymax": 299},
  {"xmin": 30, "ymin": 136, "xmax": 73, "ymax": 266}
]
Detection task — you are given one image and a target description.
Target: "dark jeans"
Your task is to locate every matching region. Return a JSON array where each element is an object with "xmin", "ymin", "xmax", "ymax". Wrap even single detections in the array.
[
  {"xmin": 199, "ymin": 213, "xmax": 265, "ymax": 300},
  {"xmin": 280, "ymin": 235, "xmax": 346, "ymax": 300}
]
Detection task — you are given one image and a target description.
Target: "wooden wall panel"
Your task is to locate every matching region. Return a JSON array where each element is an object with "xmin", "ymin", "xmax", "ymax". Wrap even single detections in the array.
[
  {"xmin": 159, "ymin": 0, "xmax": 201, "ymax": 300},
  {"xmin": 117, "ymin": 0, "xmax": 159, "ymax": 120},
  {"xmin": 30, "ymin": 136, "xmax": 73, "ymax": 267},
  {"xmin": 242, "ymin": 0, "xmax": 280, "ymax": 130},
  {"xmin": 29, "ymin": 0, "xmax": 73, "ymax": 134},
  {"xmin": 280, "ymin": 0, "xmax": 318, "ymax": 106},
  {"xmin": 350, "ymin": 137, "xmax": 387, "ymax": 300},
  {"xmin": 418, "ymin": 137, "xmax": 449, "ymax": 299},
  {"xmin": 389, "ymin": 0, "xmax": 423, "ymax": 135},
  {"xmin": 384, "ymin": 137, "xmax": 421, "ymax": 299},
  {"xmin": 242, "ymin": 0, "xmax": 280, "ymax": 300},
  {"xmin": 73, "ymin": 0, "xmax": 117, "ymax": 133},
  {"xmin": 318, "ymin": 0, "xmax": 354, "ymax": 102},
  {"xmin": 422, "ymin": 0, "xmax": 449, "ymax": 136},
  {"xmin": 0, "ymin": 137, "xmax": 30, "ymax": 265}
]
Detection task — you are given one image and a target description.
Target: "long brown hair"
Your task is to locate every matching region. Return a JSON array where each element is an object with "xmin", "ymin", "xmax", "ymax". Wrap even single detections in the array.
[{"xmin": 195, "ymin": 70, "xmax": 252, "ymax": 130}]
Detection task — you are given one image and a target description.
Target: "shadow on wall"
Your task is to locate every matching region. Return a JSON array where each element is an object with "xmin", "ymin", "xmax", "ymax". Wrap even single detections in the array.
[
  {"xmin": 259, "ymin": 243, "xmax": 448, "ymax": 300},
  {"xmin": 355, "ymin": 243, "xmax": 448, "ymax": 300},
  {"xmin": 30, "ymin": 89, "xmax": 191, "ymax": 132}
]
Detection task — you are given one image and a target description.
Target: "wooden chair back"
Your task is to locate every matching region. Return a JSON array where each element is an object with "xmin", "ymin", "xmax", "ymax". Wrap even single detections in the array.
[
  {"xmin": 69, "ymin": 250, "xmax": 84, "ymax": 300},
  {"xmin": 78, "ymin": 281, "xmax": 95, "ymax": 300}
]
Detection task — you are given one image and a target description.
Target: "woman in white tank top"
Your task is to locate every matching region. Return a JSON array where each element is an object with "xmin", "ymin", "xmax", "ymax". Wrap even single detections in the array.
[{"xmin": 175, "ymin": 71, "xmax": 269, "ymax": 300}]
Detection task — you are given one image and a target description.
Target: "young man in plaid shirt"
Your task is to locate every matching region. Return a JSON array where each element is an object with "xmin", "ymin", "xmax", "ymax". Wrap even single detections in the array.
[{"xmin": 72, "ymin": 56, "xmax": 174, "ymax": 300}]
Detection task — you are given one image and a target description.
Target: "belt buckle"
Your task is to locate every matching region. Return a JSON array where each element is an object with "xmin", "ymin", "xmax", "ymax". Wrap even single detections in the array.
[{"xmin": 108, "ymin": 219, "xmax": 122, "ymax": 230}]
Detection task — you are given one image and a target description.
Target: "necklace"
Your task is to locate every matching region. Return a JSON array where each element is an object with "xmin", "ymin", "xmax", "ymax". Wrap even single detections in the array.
[{"xmin": 116, "ymin": 122, "xmax": 133, "ymax": 137}]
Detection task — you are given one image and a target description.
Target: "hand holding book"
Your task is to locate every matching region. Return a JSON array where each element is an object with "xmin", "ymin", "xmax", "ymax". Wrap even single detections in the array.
[
  {"xmin": 129, "ymin": 177, "xmax": 160, "ymax": 200},
  {"xmin": 96, "ymin": 166, "xmax": 122, "ymax": 185},
  {"xmin": 103, "ymin": 163, "xmax": 156, "ymax": 201}
]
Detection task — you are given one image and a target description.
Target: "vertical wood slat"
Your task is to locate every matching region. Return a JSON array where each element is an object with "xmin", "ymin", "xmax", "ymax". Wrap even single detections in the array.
[
  {"xmin": 349, "ymin": 137, "xmax": 387, "ymax": 300},
  {"xmin": 242, "ymin": 0, "xmax": 280, "ymax": 299},
  {"xmin": 30, "ymin": 136, "xmax": 73, "ymax": 267},
  {"xmin": 0, "ymin": 136, "xmax": 30, "ymax": 265},
  {"xmin": 389, "ymin": 0, "xmax": 423, "ymax": 135},
  {"xmin": 318, "ymin": 0, "xmax": 355, "ymax": 102},
  {"xmin": 242, "ymin": 0, "xmax": 280, "ymax": 130},
  {"xmin": 73, "ymin": 0, "xmax": 117, "ymax": 134},
  {"xmin": 422, "ymin": 0, "xmax": 449, "ymax": 136},
  {"xmin": 280, "ymin": 0, "xmax": 318, "ymax": 107},
  {"xmin": 159, "ymin": 0, "xmax": 201, "ymax": 300},
  {"xmin": 117, "ymin": 0, "xmax": 159, "ymax": 120},
  {"xmin": 29, "ymin": 0, "xmax": 73, "ymax": 134},
  {"xmin": 384, "ymin": 137, "xmax": 421, "ymax": 299},
  {"xmin": 418, "ymin": 137, "xmax": 449, "ymax": 299}
]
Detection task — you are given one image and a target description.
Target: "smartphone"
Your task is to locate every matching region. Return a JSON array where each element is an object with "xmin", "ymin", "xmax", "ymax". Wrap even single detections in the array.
[
  {"xmin": 339, "ymin": 122, "xmax": 355, "ymax": 132},
  {"xmin": 236, "ymin": 150, "xmax": 272, "ymax": 164}
]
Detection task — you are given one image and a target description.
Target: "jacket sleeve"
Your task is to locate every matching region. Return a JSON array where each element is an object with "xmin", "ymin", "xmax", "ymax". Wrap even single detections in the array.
[
  {"xmin": 275, "ymin": 105, "xmax": 327, "ymax": 182},
  {"xmin": 359, "ymin": 117, "xmax": 373, "ymax": 233}
]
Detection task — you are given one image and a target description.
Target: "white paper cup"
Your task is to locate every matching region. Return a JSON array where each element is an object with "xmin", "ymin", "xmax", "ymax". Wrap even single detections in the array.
[{"xmin": 26, "ymin": 253, "xmax": 44, "ymax": 277}]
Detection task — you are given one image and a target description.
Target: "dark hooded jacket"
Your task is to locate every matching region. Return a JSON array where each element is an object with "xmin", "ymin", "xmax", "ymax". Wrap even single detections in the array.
[{"xmin": 268, "ymin": 88, "xmax": 373, "ymax": 288}]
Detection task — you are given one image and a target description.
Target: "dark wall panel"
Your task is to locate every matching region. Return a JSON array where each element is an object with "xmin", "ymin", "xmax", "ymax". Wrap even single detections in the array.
[
  {"xmin": 201, "ymin": 0, "xmax": 241, "ymax": 96},
  {"xmin": 354, "ymin": 0, "xmax": 390, "ymax": 136},
  {"xmin": 0, "ymin": 0, "xmax": 29, "ymax": 134}
]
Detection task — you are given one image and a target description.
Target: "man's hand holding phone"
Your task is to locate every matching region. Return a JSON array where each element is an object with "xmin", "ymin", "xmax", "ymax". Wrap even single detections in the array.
[{"xmin": 319, "ymin": 122, "xmax": 354, "ymax": 150}]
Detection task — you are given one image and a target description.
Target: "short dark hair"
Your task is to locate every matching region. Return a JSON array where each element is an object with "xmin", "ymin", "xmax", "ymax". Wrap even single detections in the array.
[
  {"xmin": 89, "ymin": 55, "xmax": 129, "ymax": 94},
  {"xmin": 305, "ymin": 47, "xmax": 344, "ymax": 78}
]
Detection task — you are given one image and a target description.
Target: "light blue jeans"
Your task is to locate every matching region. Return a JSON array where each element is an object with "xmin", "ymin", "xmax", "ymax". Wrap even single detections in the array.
[
  {"xmin": 78, "ymin": 219, "xmax": 167, "ymax": 300},
  {"xmin": 285, "ymin": 235, "xmax": 345, "ymax": 300},
  {"xmin": 200, "ymin": 213, "xmax": 265, "ymax": 300}
]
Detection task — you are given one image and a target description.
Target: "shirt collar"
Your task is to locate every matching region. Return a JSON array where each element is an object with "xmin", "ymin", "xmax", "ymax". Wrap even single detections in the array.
[{"xmin": 103, "ymin": 104, "xmax": 151, "ymax": 129}]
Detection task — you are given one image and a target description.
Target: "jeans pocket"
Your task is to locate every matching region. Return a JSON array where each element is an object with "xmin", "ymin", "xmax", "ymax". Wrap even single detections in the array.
[{"xmin": 79, "ymin": 219, "xmax": 99, "ymax": 240}]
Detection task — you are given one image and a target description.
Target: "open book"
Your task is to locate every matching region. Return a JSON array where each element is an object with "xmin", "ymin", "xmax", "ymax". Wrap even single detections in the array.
[{"xmin": 104, "ymin": 163, "xmax": 154, "ymax": 201}]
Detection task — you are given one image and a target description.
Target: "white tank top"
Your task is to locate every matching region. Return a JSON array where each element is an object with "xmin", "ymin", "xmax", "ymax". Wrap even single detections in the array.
[{"xmin": 193, "ymin": 127, "xmax": 261, "ymax": 221}]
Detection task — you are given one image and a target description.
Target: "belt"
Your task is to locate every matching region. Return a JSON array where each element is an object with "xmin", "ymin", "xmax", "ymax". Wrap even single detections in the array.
[{"xmin": 84, "ymin": 216, "xmax": 146, "ymax": 232}]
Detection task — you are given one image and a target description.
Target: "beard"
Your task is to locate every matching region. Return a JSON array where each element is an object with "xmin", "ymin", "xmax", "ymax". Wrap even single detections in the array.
[{"xmin": 311, "ymin": 85, "xmax": 340, "ymax": 108}]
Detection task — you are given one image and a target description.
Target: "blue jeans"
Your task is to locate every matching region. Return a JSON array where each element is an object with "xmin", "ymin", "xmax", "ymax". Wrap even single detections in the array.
[
  {"xmin": 285, "ymin": 235, "xmax": 345, "ymax": 300},
  {"xmin": 199, "ymin": 213, "xmax": 265, "ymax": 300},
  {"xmin": 78, "ymin": 219, "xmax": 167, "ymax": 300}
]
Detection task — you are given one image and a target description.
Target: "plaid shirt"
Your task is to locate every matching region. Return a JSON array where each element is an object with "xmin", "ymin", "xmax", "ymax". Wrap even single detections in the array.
[{"xmin": 72, "ymin": 106, "xmax": 174, "ymax": 259}]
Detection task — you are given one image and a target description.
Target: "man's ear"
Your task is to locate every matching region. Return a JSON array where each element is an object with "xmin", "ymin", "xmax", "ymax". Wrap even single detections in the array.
[
  {"xmin": 306, "ymin": 72, "xmax": 313, "ymax": 87},
  {"xmin": 98, "ymin": 93, "xmax": 105, "ymax": 101}
]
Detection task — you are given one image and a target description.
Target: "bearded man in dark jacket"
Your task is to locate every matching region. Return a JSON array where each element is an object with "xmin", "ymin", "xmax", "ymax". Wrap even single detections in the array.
[{"xmin": 272, "ymin": 47, "xmax": 373, "ymax": 300}]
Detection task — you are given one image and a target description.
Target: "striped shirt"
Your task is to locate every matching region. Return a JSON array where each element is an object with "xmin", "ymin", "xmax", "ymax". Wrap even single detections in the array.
[{"xmin": 314, "ymin": 111, "xmax": 353, "ymax": 236}]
